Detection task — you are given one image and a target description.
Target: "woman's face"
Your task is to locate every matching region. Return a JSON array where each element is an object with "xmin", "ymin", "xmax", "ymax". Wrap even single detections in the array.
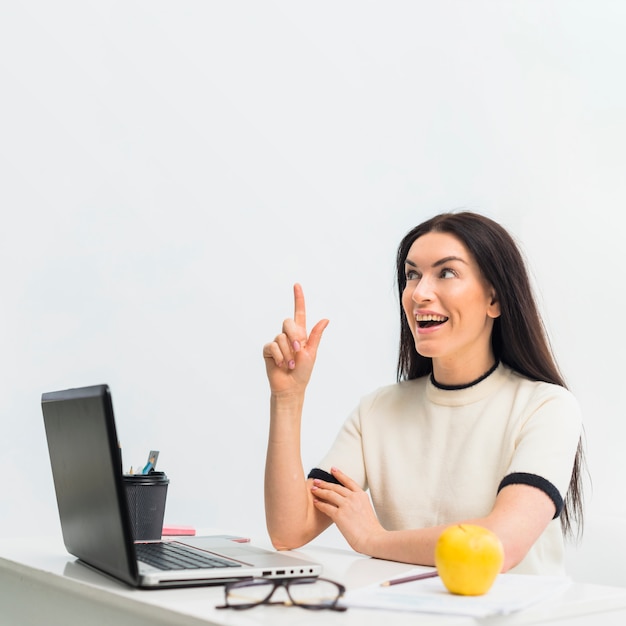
[{"xmin": 402, "ymin": 231, "xmax": 501, "ymax": 368}]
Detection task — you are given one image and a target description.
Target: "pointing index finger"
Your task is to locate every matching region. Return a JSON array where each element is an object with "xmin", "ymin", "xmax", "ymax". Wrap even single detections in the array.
[{"xmin": 293, "ymin": 283, "xmax": 307, "ymax": 329}]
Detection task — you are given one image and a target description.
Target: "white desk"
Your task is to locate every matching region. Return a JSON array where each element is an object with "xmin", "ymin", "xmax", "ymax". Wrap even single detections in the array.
[{"xmin": 2, "ymin": 535, "xmax": 626, "ymax": 626}]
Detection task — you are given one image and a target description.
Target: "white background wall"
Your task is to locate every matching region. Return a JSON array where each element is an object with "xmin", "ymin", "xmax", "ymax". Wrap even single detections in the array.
[{"xmin": 1, "ymin": 1, "xmax": 624, "ymax": 545}]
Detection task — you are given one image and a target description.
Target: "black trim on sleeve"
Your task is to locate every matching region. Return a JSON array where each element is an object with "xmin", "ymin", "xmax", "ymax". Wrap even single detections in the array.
[
  {"xmin": 497, "ymin": 472, "xmax": 563, "ymax": 519},
  {"xmin": 307, "ymin": 468, "xmax": 342, "ymax": 485}
]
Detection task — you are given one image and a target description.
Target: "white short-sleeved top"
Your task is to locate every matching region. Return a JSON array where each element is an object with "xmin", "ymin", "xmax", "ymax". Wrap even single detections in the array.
[{"xmin": 311, "ymin": 363, "xmax": 582, "ymax": 575}]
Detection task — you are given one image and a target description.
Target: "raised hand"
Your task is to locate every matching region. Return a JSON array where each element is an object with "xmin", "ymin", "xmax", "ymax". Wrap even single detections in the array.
[{"xmin": 262, "ymin": 283, "xmax": 329, "ymax": 396}]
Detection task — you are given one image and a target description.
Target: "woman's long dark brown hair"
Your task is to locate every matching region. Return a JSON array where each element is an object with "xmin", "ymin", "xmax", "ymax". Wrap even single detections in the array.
[{"xmin": 396, "ymin": 211, "xmax": 585, "ymax": 539}]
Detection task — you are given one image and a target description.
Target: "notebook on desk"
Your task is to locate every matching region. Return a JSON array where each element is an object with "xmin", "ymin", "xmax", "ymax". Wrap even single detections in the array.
[{"xmin": 41, "ymin": 384, "xmax": 322, "ymax": 588}]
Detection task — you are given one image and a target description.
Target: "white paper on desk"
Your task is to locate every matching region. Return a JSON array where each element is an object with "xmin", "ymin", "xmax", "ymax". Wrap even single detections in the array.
[{"xmin": 340, "ymin": 570, "xmax": 572, "ymax": 618}]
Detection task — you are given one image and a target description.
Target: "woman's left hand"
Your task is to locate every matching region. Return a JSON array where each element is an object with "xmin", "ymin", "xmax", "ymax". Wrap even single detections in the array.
[{"xmin": 310, "ymin": 467, "xmax": 386, "ymax": 555}]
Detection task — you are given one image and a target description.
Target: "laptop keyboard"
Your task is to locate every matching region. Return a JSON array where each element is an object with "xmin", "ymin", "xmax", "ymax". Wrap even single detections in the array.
[{"xmin": 136, "ymin": 542, "xmax": 242, "ymax": 571}]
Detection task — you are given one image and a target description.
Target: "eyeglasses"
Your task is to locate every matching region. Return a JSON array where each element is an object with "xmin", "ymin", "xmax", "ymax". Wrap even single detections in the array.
[{"xmin": 216, "ymin": 576, "xmax": 347, "ymax": 611}]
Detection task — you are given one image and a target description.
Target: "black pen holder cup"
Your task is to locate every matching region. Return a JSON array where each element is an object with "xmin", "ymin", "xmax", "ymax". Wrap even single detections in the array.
[{"xmin": 123, "ymin": 472, "xmax": 169, "ymax": 541}]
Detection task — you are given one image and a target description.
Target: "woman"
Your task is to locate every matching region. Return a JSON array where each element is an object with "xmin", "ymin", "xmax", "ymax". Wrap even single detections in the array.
[{"xmin": 263, "ymin": 211, "xmax": 584, "ymax": 575}]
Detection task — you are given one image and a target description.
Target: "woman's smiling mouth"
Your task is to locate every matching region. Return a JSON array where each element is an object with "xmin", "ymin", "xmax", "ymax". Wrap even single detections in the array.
[{"xmin": 416, "ymin": 313, "xmax": 449, "ymax": 329}]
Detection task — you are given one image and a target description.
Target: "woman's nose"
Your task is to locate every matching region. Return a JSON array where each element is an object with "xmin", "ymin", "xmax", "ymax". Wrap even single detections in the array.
[{"xmin": 411, "ymin": 276, "xmax": 433, "ymax": 303}]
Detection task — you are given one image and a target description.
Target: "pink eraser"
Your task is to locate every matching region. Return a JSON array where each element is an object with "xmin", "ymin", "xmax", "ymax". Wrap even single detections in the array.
[{"xmin": 162, "ymin": 524, "xmax": 196, "ymax": 536}]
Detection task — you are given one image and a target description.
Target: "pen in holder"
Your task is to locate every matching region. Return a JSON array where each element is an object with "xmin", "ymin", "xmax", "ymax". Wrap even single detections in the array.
[{"xmin": 123, "ymin": 471, "xmax": 169, "ymax": 541}]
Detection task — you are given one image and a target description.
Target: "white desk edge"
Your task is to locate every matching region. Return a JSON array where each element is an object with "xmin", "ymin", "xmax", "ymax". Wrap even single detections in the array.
[{"xmin": 2, "ymin": 534, "xmax": 626, "ymax": 626}]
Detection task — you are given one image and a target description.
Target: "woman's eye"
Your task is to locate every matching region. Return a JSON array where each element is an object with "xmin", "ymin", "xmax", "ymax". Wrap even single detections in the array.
[
  {"xmin": 405, "ymin": 269, "xmax": 420, "ymax": 281},
  {"xmin": 440, "ymin": 268, "xmax": 456, "ymax": 279}
]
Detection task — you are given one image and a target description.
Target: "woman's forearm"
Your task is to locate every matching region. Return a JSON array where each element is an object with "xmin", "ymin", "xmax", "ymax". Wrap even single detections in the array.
[
  {"xmin": 364, "ymin": 527, "xmax": 441, "ymax": 566},
  {"xmin": 264, "ymin": 392, "xmax": 330, "ymax": 549}
]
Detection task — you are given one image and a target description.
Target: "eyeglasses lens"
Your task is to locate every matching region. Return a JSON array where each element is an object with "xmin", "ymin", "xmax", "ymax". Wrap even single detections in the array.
[
  {"xmin": 287, "ymin": 578, "xmax": 342, "ymax": 607},
  {"xmin": 226, "ymin": 581, "xmax": 276, "ymax": 607}
]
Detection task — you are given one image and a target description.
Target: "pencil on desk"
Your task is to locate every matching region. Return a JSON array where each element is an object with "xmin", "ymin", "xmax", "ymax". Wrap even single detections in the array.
[{"xmin": 380, "ymin": 570, "xmax": 439, "ymax": 586}]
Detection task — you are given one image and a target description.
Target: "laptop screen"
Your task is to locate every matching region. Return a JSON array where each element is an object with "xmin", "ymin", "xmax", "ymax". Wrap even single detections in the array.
[{"xmin": 42, "ymin": 385, "xmax": 139, "ymax": 585}]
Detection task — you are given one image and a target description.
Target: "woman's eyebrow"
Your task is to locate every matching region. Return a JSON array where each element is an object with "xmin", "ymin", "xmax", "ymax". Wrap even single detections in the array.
[
  {"xmin": 405, "ymin": 255, "xmax": 467, "ymax": 269},
  {"xmin": 432, "ymin": 255, "xmax": 468, "ymax": 267}
]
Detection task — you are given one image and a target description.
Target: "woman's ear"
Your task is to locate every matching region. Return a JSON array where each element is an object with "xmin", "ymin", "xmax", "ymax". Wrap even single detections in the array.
[{"xmin": 488, "ymin": 290, "xmax": 501, "ymax": 319}]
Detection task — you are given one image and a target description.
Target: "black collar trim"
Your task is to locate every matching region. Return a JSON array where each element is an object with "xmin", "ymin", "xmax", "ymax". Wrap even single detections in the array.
[{"xmin": 430, "ymin": 360, "xmax": 499, "ymax": 391}]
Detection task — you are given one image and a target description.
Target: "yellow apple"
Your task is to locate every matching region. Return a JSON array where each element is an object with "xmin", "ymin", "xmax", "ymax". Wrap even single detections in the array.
[{"xmin": 435, "ymin": 524, "xmax": 504, "ymax": 596}]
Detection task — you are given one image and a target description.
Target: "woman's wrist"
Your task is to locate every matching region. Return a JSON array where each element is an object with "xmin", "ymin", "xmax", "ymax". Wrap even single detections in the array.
[
  {"xmin": 269, "ymin": 391, "xmax": 306, "ymax": 425},
  {"xmin": 360, "ymin": 527, "xmax": 390, "ymax": 559},
  {"xmin": 270, "ymin": 390, "xmax": 305, "ymax": 409}
]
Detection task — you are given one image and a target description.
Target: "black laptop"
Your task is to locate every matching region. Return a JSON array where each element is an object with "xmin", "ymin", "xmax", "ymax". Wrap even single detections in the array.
[{"xmin": 41, "ymin": 384, "xmax": 322, "ymax": 588}]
